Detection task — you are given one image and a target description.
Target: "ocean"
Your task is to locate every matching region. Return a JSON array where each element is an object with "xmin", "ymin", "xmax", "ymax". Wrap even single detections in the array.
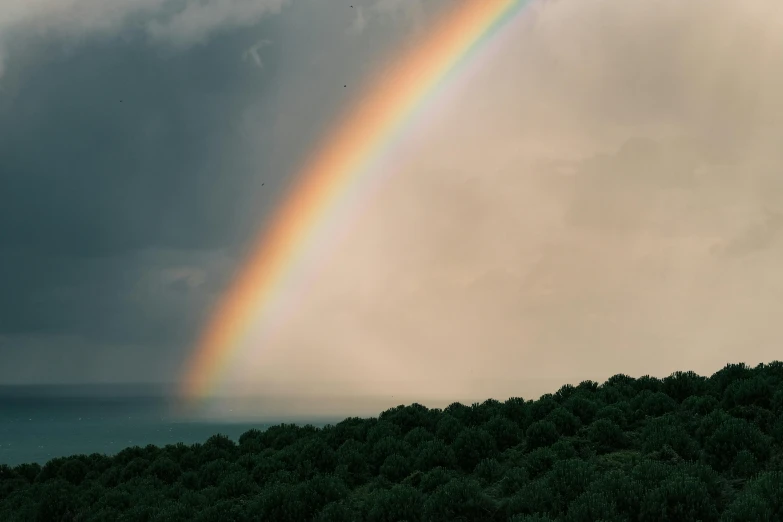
[
  {"xmin": 0, "ymin": 384, "xmax": 340, "ymax": 467},
  {"xmin": 0, "ymin": 380, "xmax": 564, "ymax": 467}
]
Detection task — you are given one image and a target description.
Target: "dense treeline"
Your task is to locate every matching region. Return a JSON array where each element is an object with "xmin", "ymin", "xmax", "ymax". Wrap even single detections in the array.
[{"xmin": 1, "ymin": 361, "xmax": 782, "ymax": 521}]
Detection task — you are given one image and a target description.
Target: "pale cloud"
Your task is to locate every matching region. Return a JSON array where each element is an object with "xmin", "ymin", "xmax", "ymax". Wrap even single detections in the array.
[
  {"xmin": 146, "ymin": 0, "xmax": 286, "ymax": 49},
  {"xmin": 712, "ymin": 210, "xmax": 783, "ymax": 259},
  {"xmin": 219, "ymin": 0, "xmax": 783, "ymax": 411},
  {"xmin": 0, "ymin": 0, "xmax": 287, "ymax": 77},
  {"xmin": 345, "ymin": 6, "xmax": 367, "ymax": 36},
  {"xmin": 372, "ymin": 0, "xmax": 425, "ymax": 34},
  {"xmin": 344, "ymin": 0, "xmax": 426, "ymax": 38},
  {"xmin": 243, "ymin": 39, "xmax": 271, "ymax": 68}
]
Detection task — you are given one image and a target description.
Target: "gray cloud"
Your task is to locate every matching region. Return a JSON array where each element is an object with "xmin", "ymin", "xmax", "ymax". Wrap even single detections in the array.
[
  {"xmin": 146, "ymin": 0, "xmax": 286, "ymax": 49},
  {"xmin": 712, "ymin": 210, "xmax": 783, "ymax": 259},
  {"xmin": 0, "ymin": 0, "xmax": 444, "ymax": 386},
  {"xmin": 0, "ymin": 1, "xmax": 287, "ymax": 75},
  {"xmin": 242, "ymin": 39, "xmax": 271, "ymax": 68}
]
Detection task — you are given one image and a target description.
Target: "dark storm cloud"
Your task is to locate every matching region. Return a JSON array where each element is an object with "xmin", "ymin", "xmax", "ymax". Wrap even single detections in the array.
[
  {"xmin": 0, "ymin": 32, "xmax": 277, "ymax": 257},
  {"xmin": 0, "ymin": 0, "xmax": 442, "ymax": 383},
  {"xmin": 0, "ymin": 24, "xmax": 286, "ymax": 361}
]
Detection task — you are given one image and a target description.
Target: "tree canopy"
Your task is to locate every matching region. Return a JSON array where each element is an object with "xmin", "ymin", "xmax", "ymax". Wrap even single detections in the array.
[{"xmin": 1, "ymin": 361, "xmax": 782, "ymax": 521}]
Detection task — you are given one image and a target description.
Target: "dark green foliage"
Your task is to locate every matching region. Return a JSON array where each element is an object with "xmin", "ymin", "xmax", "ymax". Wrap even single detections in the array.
[
  {"xmin": 510, "ymin": 515, "xmax": 557, "ymax": 522},
  {"xmin": 365, "ymin": 484, "xmax": 423, "ymax": 522},
  {"xmin": 417, "ymin": 466, "xmax": 456, "ymax": 494},
  {"xmin": 545, "ymin": 458, "xmax": 597, "ymax": 514},
  {"xmin": 147, "ymin": 456, "xmax": 181, "ymax": 485},
  {"xmin": 587, "ymin": 418, "xmax": 627, "ymax": 453},
  {"xmin": 662, "ymin": 370, "xmax": 711, "ymax": 403},
  {"xmin": 499, "ymin": 466, "xmax": 529, "ymax": 496},
  {"xmin": 564, "ymin": 491, "xmax": 622, "ymax": 522},
  {"xmin": 35, "ymin": 478, "xmax": 78, "ymax": 522},
  {"xmin": 247, "ymin": 481, "xmax": 306, "ymax": 522},
  {"xmin": 59, "ymin": 458, "xmax": 89, "ymax": 486},
  {"xmin": 585, "ymin": 469, "xmax": 645, "ymax": 516},
  {"xmin": 366, "ymin": 421, "xmax": 402, "ymax": 445},
  {"xmin": 370, "ymin": 436, "xmax": 411, "ymax": 471},
  {"xmin": 504, "ymin": 477, "xmax": 558, "ymax": 517},
  {"xmin": 379, "ymin": 403, "xmax": 437, "ymax": 435},
  {"xmin": 422, "ymin": 476, "xmax": 497, "ymax": 522},
  {"xmin": 703, "ymin": 417, "xmax": 772, "ymax": 472},
  {"xmin": 451, "ymin": 427, "xmax": 497, "ymax": 471},
  {"xmin": 313, "ymin": 499, "xmax": 361, "ymax": 522},
  {"xmin": 473, "ymin": 457, "xmax": 503, "ymax": 484},
  {"xmin": 485, "ymin": 414, "xmax": 522, "ymax": 451},
  {"xmin": 379, "ymin": 454, "xmax": 410, "ymax": 482},
  {"xmin": 641, "ymin": 413, "xmax": 700, "ymax": 460},
  {"xmin": 683, "ymin": 394, "xmax": 720, "ymax": 416},
  {"xmin": 526, "ymin": 420, "xmax": 559, "ymax": 449},
  {"xmin": 639, "ymin": 391, "xmax": 678, "ymax": 417},
  {"xmin": 334, "ymin": 439, "xmax": 369, "ymax": 486},
  {"xmin": 403, "ymin": 426, "xmax": 435, "ymax": 448},
  {"xmin": 503, "ymin": 397, "xmax": 532, "ymax": 429},
  {"xmin": 595, "ymin": 405, "xmax": 629, "ymax": 429},
  {"xmin": 546, "ymin": 407, "xmax": 582, "ymax": 437},
  {"xmin": 525, "ymin": 447, "xmax": 558, "ymax": 479},
  {"xmin": 563, "ymin": 395, "xmax": 600, "ymax": 425},
  {"xmin": 434, "ymin": 413, "xmax": 462, "ymax": 443},
  {"xmin": 1, "ymin": 361, "xmax": 782, "ymax": 521},
  {"xmin": 639, "ymin": 472, "xmax": 720, "ymax": 522}
]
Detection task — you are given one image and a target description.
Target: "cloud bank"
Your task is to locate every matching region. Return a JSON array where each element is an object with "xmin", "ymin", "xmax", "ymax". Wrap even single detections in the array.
[
  {"xmin": 0, "ymin": 0, "xmax": 287, "ymax": 78},
  {"xmin": 215, "ymin": 0, "xmax": 783, "ymax": 416}
]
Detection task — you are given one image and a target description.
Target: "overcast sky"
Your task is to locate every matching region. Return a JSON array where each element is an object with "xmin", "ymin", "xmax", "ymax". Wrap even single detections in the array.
[{"xmin": 2, "ymin": 0, "xmax": 783, "ymax": 416}]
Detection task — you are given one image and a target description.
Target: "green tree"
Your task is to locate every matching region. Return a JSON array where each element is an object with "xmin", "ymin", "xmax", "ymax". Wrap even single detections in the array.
[
  {"xmin": 525, "ymin": 448, "xmax": 558, "ymax": 479},
  {"xmin": 704, "ymin": 417, "xmax": 772, "ymax": 472},
  {"xmin": 59, "ymin": 459, "xmax": 89, "ymax": 486},
  {"xmin": 365, "ymin": 484, "xmax": 424, "ymax": 522},
  {"xmin": 525, "ymin": 420, "xmax": 558, "ymax": 450},
  {"xmin": 720, "ymin": 494, "xmax": 773, "ymax": 522},
  {"xmin": 380, "ymin": 454, "xmax": 411, "ymax": 482},
  {"xmin": 641, "ymin": 414, "xmax": 700, "ymax": 460},
  {"xmin": 503, "ymin": 397, "xmax": 532, "ymax": 429},
  {"xmin": 545, "ymin": 407, "xmax": 582, "ymax": 437},
  {"xmin": 147, "ymin": 456, "xmax": 181, "ymax": 485},
  {"xmin": 423, "ymin": 476, "xmax": 497, "ymax": 522},
  {"xmin": 639, "ymin": 472, "xmax": 719, "ymax": 522},
  {"xmin": 403, "ymin": 427, "xmax": 435, "ymax": 448},
  {"xmin": 662, "ymin": 370, "xmax": 711, "ymax": 403},
  {"xmin": 451, "ymin": 427, "xmax": 497, "ymax": 472},
  {"xmin": 485, "ymin": 414, "xmax": 522, "ymax": 451},
  {"xmin": 434, "ymin": 414, "xmax": 463, "ymax": 444},
  {"xmin": 587, "ymin": 419, "xmax": 626, "ymax": 454},
  {"xmin": 564, "ymin": 491, "xmax": 622, "ymax": 522},
  {"xmin": 563, "ymin": 396, "xmax": 599, "ymax": 425},
  {"xmin": 474, "ymin": 457, "xmax": 503, "ymax": 485},
  {"xmin": 545, "ymin": 459, "xmax": 597, "ymax": 514},
  {"xmin": 499, "ymin": 466, "xmax": 529, "ymax": 496}
]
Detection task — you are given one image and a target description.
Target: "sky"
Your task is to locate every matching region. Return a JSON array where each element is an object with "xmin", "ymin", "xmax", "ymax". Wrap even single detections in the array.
[{"xmin": 2, "ymin": 0, "xmax": 783, "ymax": 417}]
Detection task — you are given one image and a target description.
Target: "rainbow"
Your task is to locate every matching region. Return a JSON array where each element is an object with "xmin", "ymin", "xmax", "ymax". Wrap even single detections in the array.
[{"xmin": 179, "ymin": 0, "xmax": 532, "ymax": 406}]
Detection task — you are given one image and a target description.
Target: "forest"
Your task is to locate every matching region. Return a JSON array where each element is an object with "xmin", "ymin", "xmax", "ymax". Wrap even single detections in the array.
[{"xmin": 1, "ymin": 361, "xmax": 782, "ymax": 521}]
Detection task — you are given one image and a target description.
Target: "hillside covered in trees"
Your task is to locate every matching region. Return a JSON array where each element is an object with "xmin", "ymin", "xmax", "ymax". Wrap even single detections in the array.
[{"xmin": 1, "ymin": 362, "xmax": 782, "ymax": 521}]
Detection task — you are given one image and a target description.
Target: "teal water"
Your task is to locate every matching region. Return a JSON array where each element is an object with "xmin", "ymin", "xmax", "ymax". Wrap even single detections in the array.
[{"xmin": 0, "ymin": 386, "xmax": 336, "ymax": 467}]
